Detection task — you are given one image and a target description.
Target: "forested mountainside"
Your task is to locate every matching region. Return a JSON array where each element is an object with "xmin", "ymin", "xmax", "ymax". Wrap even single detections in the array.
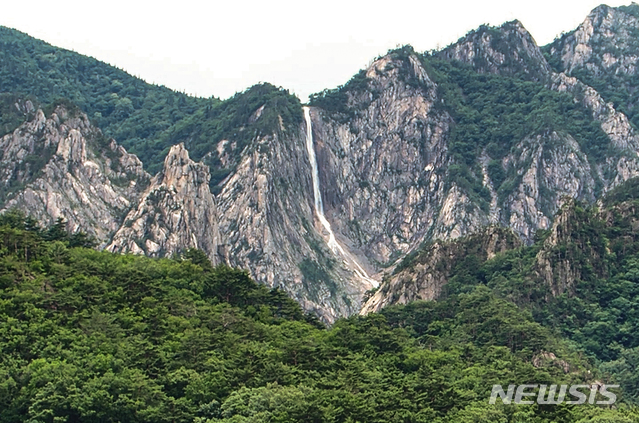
[
  {"xmin": 6, "ymin": 3, "xmax": 639, "ymax": 422},
  {"xmin": 364, "ymin": 178, "xmax": 639, "ymax": 405},
  {"xmin": 1, "ymin": 210, "xmax": 637, "ymax": 423},
  {"xmin": 4, "ymin": 4, "xmax": 639, "ymax": 324},
  {"xmin": 0, "ymin": 26, "xmax": 207, "ymax": 174},
  {"xmin": 0, "ymin": 98, "xmax": 369, "ymax": 323}
]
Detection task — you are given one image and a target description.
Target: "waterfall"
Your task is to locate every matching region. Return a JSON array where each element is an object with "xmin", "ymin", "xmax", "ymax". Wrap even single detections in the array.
[{"xmin": 303, "ymin": 106, "xmax": 378, "ymax": 288}]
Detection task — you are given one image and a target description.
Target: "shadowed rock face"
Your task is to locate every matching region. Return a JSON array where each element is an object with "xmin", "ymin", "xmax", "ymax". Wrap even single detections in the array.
[
  {"xmin": 107, "ymin": 143, "xmax": 221, "ymax": 263},
  {"xmin": 0, "ymin": 104, "xmax": 149, "ymax": 245}
]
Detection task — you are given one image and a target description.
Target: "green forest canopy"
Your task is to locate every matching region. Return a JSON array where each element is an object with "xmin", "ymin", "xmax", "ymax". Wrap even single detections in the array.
[
  {"xmin": 0, "ymin": 209, "xmax": 636, "ymax": 422},
  {"xmin": 392, "ymin": 184, "xmax": 639, "ymax": 406}
]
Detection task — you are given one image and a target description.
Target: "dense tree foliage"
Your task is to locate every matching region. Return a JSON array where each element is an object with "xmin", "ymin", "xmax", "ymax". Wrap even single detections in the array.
[
  {"xmin": 424, "ymin": 58, "xmax": 609, "ymax": 165},
  {"xmin": 424, "ymin": 54, "xmax": 609, "ymax": 207},
  {"xmin": 602, "ymin": 177, "xmax": 639, "ymax": 207},
  {"xmin": 155, "ymin": 83, "xmax": 302, "ymax": 191},
  {"xmin": 397, "ymin": 186, "xmax": 639, "ymax": 405},
  {"xmin": 1, "ymin": 210, "xmax": 634, "ymax": 422},
  {"xmin": 0, "ymin": 27, "xmax": 207, "ymax": 169},
  {"xmin": 308, "ymin": 69, "xmax": 369, "ymax": 121}
]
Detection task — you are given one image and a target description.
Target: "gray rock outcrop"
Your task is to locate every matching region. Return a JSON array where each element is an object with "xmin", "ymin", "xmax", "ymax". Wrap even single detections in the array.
[
  {"xmin": 0, "ymin": 104, "xmax": 149, "ymax": 244},
  {"xmin": 107, "ymin": 143, "xmax": 221, "ymax": 262}
]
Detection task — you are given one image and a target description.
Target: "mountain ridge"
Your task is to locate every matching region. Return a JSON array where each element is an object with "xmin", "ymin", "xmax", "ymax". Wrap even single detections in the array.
[{"xmin": 3, "ymin": 4, "xmax": 639, "ymax": 324}]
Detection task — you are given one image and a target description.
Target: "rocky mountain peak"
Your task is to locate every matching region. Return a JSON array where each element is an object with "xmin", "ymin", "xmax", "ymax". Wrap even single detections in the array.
[
  {"xmin": 331, "ymin": 48, "xmax": 438, "ymax": 115},
  {"xmin": 57, "ymin": 128, "xmax": 87, "ymax": 163},
  {"xmin": 107, "ymin": 143, "xmax": 220, "ymax": 262},
  {"xmin": 365, "ymin": 49, "xmax": 433, "ymax": 86},
  {"xmin": 159, "ymin": 143, "xmax": 208, "ymax": 191},
  {"xmin": 438, "ymin": 19, "xmax": 551, "ymax": 81},
  {"xmin": 0, "ymin": 103, "xmax": 149, "ymax": 243},
  {"xmin": 547, "ymin": 3, "xmax": 639, "ymax": 76}
]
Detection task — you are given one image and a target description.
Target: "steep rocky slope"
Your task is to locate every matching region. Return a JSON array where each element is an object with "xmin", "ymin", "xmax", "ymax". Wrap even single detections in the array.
[
  {"xmin": 545, "ymin": 3, "xmax": 639, "ymax": 90},
  {"xmin": 361, "ymin": 193, "xmax": 638, "ymax": 315},
  {"xmin": 531, "ymin": 193, "xmax": 639, "ymax": 298},
  {"xmin": 308, "ymin": 37, "xmax": 621, "ymax": 261},
  {"xmin": 216, "ymin": 120, "xmax": 375, "ymax": 322},
  {"xmin": 0, "ymin": 101, "xmax": 149, "ymax": 244},
  {"xmin": 501, "ymin": 131, "xmax": 597, "ymax": 239},
  {"xmin": 101, "ymin": 99, "xmax": 376, "ymax": 322},
  {"xmin": 361, "ymin": 226, "xmax": 521, "ymax": 314},
  {"xmin": 310, "ymin": 50, "xmax": 489, "ymax": 268},
  {"xmin": 0, "ymin": 95, "xmax": 375, "ymax": 323},
  {"xmin": 359, "ymin": 10, "xmax": 639, "ymax": 313},
  {"xmin": 5, "ymin": 5, "xmax": 639, "ymax": 322},
  {"xmin": 107, "ymin": 143, "xmax": 221, "ymax": 262},
  {"xmin": 444, "ymin": 10, "xmax": 639, "ymax": 161},
  {"xmin": 436, "ymin": 16, "xmax": 639, "ymax": 237}
]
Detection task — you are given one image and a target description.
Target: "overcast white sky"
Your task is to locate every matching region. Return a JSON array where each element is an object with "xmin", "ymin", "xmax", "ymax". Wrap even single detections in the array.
[{"xmin": 0, "ymin": 0, "xmax": 634, "ymax": 102}]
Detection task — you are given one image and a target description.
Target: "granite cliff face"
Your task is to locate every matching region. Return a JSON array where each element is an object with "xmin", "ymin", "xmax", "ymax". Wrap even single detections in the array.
[
  {"xmin": 543, "ymin": 2, "xmax": 639, "ymax": 146},
  {"xmin": 215, "ymin": 123, "xmax": 375, "ymax": 322},
  {"xmin": 436, "ymin": 16, "xmax": 639, "ymax": 238},
  {"xmin": 547, "ymin": 4, "xmax": 639, "ymax": 79},
  {"xmin": 501, "ymin": 132, "xmax": 597, "ymax": 240},
  {"xmin": 107, "ymin": 143, "xmax": 221, "ymax": 262},
  {"xmin": 308, "ymin": 23, "xmax": 628, "ymax": 273},
  {"xmin": 0, "ymin": 103, "xmax": 149, "ymax": 244},
  {"xmin": 0, "ymin": 97, "xmax": 376, "ymax": 323},
  {"xmin": 360, "ymin": 10, "xmax": 639, "ymax": 313},
  {"xmin": 544, "ymin": 5, "xmax": 639, "ymax": 183},
  {"xmin": 310, "ymin": 52, "xmax": 461, "ymax": 266}
]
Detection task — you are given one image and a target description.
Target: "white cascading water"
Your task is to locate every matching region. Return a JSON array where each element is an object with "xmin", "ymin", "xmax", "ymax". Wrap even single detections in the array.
[{"xmin": 303, "ymin": 106, "xmax": 378, "ymax": 288}]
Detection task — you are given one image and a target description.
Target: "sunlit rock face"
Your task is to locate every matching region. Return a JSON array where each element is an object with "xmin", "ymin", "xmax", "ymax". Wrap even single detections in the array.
[
  {"xmin": 0, "ymin": 103, "xmax": 149, "ymax": 245},
  {"xmin": 107, "ymin": 143, "xmax": 221, "ymax": 262}
]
